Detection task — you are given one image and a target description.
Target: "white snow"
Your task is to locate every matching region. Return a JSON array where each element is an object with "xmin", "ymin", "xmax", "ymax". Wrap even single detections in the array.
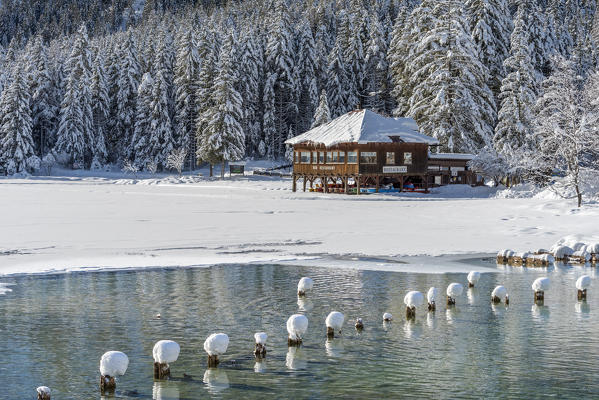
[
  {"xmin": 1, "ymin": 171, "xmax": 599, "ymax": 277},
  {"xmin": 383, "ymin": 312, "xmax": 393, "ymax": 321},
  {"xmin": 100, "ymin": 351, "xmax": 129, "ymax": 376},
  {"xmin": 36, "ymin": 386, "xmax": 51, "ymax": 395},
  {"xmin": 297, "ymin": 277, "xmax": 313, "ymax": 292},
  {"xmin": 284, "ymin": 109, "xmax": 439, "ymax": 147},
  {"xmin": 586, "ymin": 243, "xmax": 599, "ymax": 253},
  {"xmin": 532, "ymin": 277, "xmax": 551, "ymax": 292},
  {"xmin": 0, "ymin": 282, "xmax": 13, "ymax": 295},
  {"xmin": 576, "ymin": 275, "xmax": 591, "ymax": 290},
  {"xmin": 254, "ymin": 332, "xmax": 267, "ymax": 345},
  {"xmin": 286, "ymin": 314, "xmax": 308, "ymax": 340},
  {"xmin": 403, "ymin": 291, "xmax": 424, "ymax": 307},
  {"xmin": 203, "ymin": 333, "xmax": 229, "ymax": 356},
  {"xmin": 572, "ymin": 250, "xmax": 591, "ymax": 262},
  {"xmin": 152, "ymin": 340, "xmax": 180, "ymax": 364},
  {"xmin": 325, "ymin": 311, "xmax": 345, "ymax": 330},
  {"xmin": 428, "ymin": 153, "xmax": 474, "ymax": 160},
  {"xmin": 491, "ymin": 285, "xmax": 507, "ymax": 299},
  {"xmin": 427, "ymin": 287, "xmax": 438, "ymax": 303},
  {"xmin": 552, "ymin": 245, "xmax": 574, "ymax": 259},
  {"xmin": 446, "ymin": 283, "xmax": 464, "ymax": 298},
  {"xmin": 467, "ymin": 271, "xmax": 481, "ymax": 284}
]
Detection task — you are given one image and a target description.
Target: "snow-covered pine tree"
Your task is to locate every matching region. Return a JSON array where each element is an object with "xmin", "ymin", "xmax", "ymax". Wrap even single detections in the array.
[
  {"xmin": 195, "ymin": 28, "xmax": 219, "ymax": 174},
  {"xmin": 493, "ymin": 5, "xmax": 540, "ymax": 161},
  {"xmin": 174, "ymin": 24, "xmax": 199, "ymax": 170},
  {"xmin": 262, "ymin": 72, "xmax": 277, "ymax": 160},
  {"xmin": 130, "ymin": 72, "xmax": 154, "ymax": 167},
  {"xmin": 197, "ymin": 33, "xmax": 245, "ymax": 178},
  {"xmin": 326, "ymin": 39, "xmax": 350, "ymax": 118},
  {"xmin": 26, "ymin": 36, "xmax": 57, "ymax": 158},
  {"xmin": 237, "ymin": 29, "xmax": 264, "ymax": 158},
  {"xmin": 265, "ymin": 0, "xmax": 297, "ymax": 160},
  {"xmin": 311, "ymin": 89, "xmax": 331, "ymax": 128},
  {"xmin": 531, "ymin": 56, "xmax": 598, "ymax": 207},
  {"xmin": 54, "ymin": 24, "xmax": 93, "ymax": 168},
  {"xmin": 114, "ymin": 30, "xmax": 140, "ymax": 161},
  {"xmin": 0, "ymin": 65, "xmax": 37, "ymax": 174},
  {"xmin": 388, "ymin": 1, "xmax": 426, "ymax": 117},
  {"xmin": 406, "ymin": 0, "xmax": 496, "ymax": 153},
  {"xmin": 90, "ymin": 49, "xmax": 109, "ymax": 168},
  {"xmin": 364, "ymin": 16, "xmax": 389, "ymax": 113},
  {"xmin": 336, "ymin": 10, "xmax": 361, "ymax": 110},
  {"xmin": 295, "ymin": 20, "xmax": 319, "ymax": 134},
  {"xmin": 466, "ymin": 0, "xmax": 512, "ymax": 99}
]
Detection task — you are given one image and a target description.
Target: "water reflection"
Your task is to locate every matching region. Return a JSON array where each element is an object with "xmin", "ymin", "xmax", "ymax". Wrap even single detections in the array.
[
  {"xmin": 203, "ymin": 368, "xmax": 230, "ymax": 394},
  {"xmin": 446, "ymin": 308, "xmax": 458, "ymax": 324},
  {"xmin": 297, "ymin": 297, "xmax": 313, "ymax": 312},
  {"xmin": 426, "ymin": 312, "xmax": 436, "ymax": 329},
  {"xmin": 403, "ymin": 321, "xmax": 422, "ymax": 339},
  {"xmin": 491, "ymin": 303, "xmax": 507, "ymax": 317},
  {"xmin": 325, "ymin": 339, "xmax": 344, "ymax": 357},
  {"xmin": 0, "ymin": 282, "xmax": 14, "ymax": 295},
  {"xmin": 531, "ymin": 304, "xmax": 550, "ymax": 321},
  {"xmin": 254, "ymin": 359, "xmax": 267, "ymax": 373},
  {"xmin": 467, "ymin": 287, "xmax": 479, "ymax": 305},
  {"xmin": 575, "ymin": 301, "xmax": 590, "ymax": 318},
  {"xmin": 286, "ymin": 346, "xmax": 307, "ymax": 370},
  {"xmin": 153, "ymin": 381, "xmax": 180, "ymax": 400}
]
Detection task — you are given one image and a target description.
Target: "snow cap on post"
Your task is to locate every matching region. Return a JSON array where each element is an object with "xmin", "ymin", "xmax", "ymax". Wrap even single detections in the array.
[
  {"xmin": 153, "ymin": 340, "xmax": 180, "ymax": 364},
  {"xmin": 100, "ymin": 351, "xmax": 129, "ymax": 376},
  {"xmin": 204, "ymin": 333, "xmax": 229, "ymax": 356}
]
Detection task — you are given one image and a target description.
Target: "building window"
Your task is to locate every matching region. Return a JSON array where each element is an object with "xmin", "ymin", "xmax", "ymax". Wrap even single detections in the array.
[
  {"xmin": 319, "ymin": 152, "xmax": 325, "ymax": 164},
  {"xmin": 327, "ymin": 151, "xmax": 335, "ymax": 163},
  {"xmin": 386, "ymin": 152, "xmax": 395, "ymax": 165},
  {"xmin": 300, "ymin": 152, "xmax": 310, "ymax": 163},
  {"xmin": 294, "ymin": 152, "xmax": 299, "ymax": 164},
  {"xmin": 312, "ymin": 151, "xmax": 317, "ymax": 163},
  {"xmin": 404, "ymin": 152, "xmax": 412, "ymax": 165},
  {"xmin": 347, "ymin": 151, "xmax": 358, "ymax": 164},
  {"xmin": 360, "ymin": 151, "xmax": 377, "ymax": 164},
  {"xmin": 338, "ymin": 151, "xmax": 345, "ymax": 163}
]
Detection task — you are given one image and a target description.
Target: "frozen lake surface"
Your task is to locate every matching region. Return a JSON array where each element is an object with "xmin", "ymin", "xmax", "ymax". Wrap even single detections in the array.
[{"xmin": 0, "ymin": 262, "xmax": 598, "ymax": 398}]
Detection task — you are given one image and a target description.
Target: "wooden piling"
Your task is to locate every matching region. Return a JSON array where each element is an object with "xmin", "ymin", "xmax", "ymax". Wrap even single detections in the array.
[
  {"xmin": 491, "ymin": 296, "xmax": 501, "ymax": 304},
  {"xmin": 578, "ymin": 289, "xmax": 587, "ymax": 301},
  {"xmin": 406, "ymin": 306, "xmax": 416, "ymax": 320},
  {"xmin": 207, "ymin": 355, "xmax": 219, "ymax": 368},
  {"xmin": 288, "ymin": 338, "xmax": 302, "ymax": 347},
  {"xmin": 447, "ymin": 296, "xmax": 456, "ymax": 306},
  {"xmin": 153, "ymin": 362, "xmax": 170, "ymax": 380},
  {"xmin": 254, "ymin": 343, "xmax": 267, "ymax": 357},
  {"xmin": 327, "ymin": 326, "xmax": 335, "ymax": 339},
  {"xmin": 37, "ymin": 389, "xmax": 50, "ymax": 400},
  {"xmin": 534, "ymin": 290, "xmax": 544, "ymax": 303},
  {"xmin": 428, "ymin": 301, "xmax": 436, "ymax": 312},
  {"xmin": 100, "ymin": 375, "xmax": 116, "ymax": 395}
]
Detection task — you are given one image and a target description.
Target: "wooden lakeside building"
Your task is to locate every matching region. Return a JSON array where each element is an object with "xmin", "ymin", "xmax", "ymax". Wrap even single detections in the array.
[{"xmin": 285, "ymin": 110, "xmax": 482, "ymax": 194}]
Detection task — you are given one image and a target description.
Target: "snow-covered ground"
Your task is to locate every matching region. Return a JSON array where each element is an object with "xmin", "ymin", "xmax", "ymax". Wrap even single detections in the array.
[{"xmin": 1, "ymin": 165, "xmax": 598, "ymax": 276}]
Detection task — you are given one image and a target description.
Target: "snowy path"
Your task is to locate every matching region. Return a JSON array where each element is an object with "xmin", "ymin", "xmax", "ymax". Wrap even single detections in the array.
[{"xmin": 1, "ymin": 175, "xmax": 598, "ymax": 276}]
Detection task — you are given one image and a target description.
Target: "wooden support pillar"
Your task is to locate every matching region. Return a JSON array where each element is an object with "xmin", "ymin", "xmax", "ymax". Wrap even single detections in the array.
[
  {"xmin": 375, "ymin": 176, "xmax": 380, "ymax": 193},
  {"xmin": 302, "ymin": 176, "xmax": 307, "ymax": 192},
  {"xmin": 424, "ymin": 174, "xmax": 429, "ymax": 193},
  {"xmin": 356, "ymin": 175, "xmax": 360, "ymax": 195},
  {"xmin": 310, "ymin": 177, "xmax": 314, "ymax": 189},
  {"xmin": 323, "ymin": 176, "xmax": 328, "ymax": 193},
  {"xmin": 399, "ymin": 176, "xmax": 404, "ymax": 193},
  {"xmin": 344, "ymin": 176, "xmax": 348, "ymax": 194},
  {"xmin": 292, "ymin": 174, "xmax": 297, "ymax": 192}
]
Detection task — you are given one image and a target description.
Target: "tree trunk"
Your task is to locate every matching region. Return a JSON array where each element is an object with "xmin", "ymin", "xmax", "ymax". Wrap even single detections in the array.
[
  {"xmin": 209, "ymin": 164, "xmax": 213, "ymax": 177},
  {"xmin": 576, "ymin": 184, "xmax": 582, "ymax": 207},
  {"xmin": 221, "ymin": 161, "xmax": 225, "ymax": 179}
]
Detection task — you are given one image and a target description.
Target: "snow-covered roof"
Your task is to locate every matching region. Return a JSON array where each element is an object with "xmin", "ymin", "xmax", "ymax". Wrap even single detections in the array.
[
  {"xmin": 285, "ymin": 109, "xmax": 439, "ymax": 147},
  {"xmin": 428, "ymin": 153, "xmax": 475, "ymax": 161}
]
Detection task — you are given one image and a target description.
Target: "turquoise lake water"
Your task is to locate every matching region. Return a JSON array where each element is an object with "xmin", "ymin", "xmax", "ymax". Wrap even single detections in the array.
[{"xmin": 0, "ymin": 262, "xmax": 598, "ymax": 399}]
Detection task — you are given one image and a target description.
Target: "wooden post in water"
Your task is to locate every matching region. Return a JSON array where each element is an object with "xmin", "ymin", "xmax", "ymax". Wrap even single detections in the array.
[
  {"xmin": 406, "ymin": 306, "xmax": 416, "ymax": 320},
  {"xmin": 36, "ymin": 387, "xmax": 51, "ymax": 400},
  {"xmin": 578, "ymin": 289, "xmax": 587, "ymax": 301},
  {"xmin": 207, "ymin": 355, "xmax": 219, "ymax": 368},
  {"xmin": 100, "ymin": 375, "xmax": 116, "ymax": 395},
  {"xmin": 447, "ymin": 296, "xmax": 456, "ymax": 306},
  {"xmin": 153, "ymin": 362, "xmax": 170, "ymax": 379}
]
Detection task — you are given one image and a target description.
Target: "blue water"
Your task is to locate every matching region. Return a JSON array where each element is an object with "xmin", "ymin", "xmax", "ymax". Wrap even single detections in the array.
[{"xmin": 0, "ymin": 262, "xmax": 597, "ymax": 399}]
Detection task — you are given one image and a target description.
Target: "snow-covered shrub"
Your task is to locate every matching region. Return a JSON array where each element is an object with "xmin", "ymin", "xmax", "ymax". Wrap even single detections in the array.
[
  {"xmin": 40, "ymin": 153, "xmax": 56, "ymax": 175},
  {"xmin": 166, "ymin": 148, "xmax": 187, "ymax": 175},
  {"xmin": 122, "ymin": 160, "xmax": 139, "ymax": 177},
  {"xmin": 91, "ymin": 156, "xmax": 103, "ymax": 171},
  {"xmin": 146, "ymin": 160, "xmax": 158, "ymax": 174}
]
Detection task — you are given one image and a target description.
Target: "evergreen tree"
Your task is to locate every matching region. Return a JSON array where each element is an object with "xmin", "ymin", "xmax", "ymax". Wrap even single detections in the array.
[
  {"xmin": 174, "ymin": 24, "xmax": 200, "ymax": 169},
  {"xmin": 197, "ymin": 34, "xmax": 245, "ymax": 178},
  {"xmin": 0, "ymin": 66, "xmax": 37, "ymax": 174},
  {"xmin": 295, "ymin": 21, "xmax": 319, "ymax": 134},
  {"xmin": 466, "ymin": 0, "xmax": 512, "ymax": 99},
  {"xmin": 406, "ymin": 0, "xmax": 496, "ymax": 153},
  {"xmin": 364, "ymin": 17, "xmax": 389, "ymax": 113},
  {"xmin": 90, "ymin": 49, "xmax": 109, "ymax": 167},
  {"xmin": 326, "ymin": 40, "xmax": 350, "ymax": 118},
  {"xmin": 493, "ymin": 5, "xmax": 540, "ymax": 159},
  {"xmin": 54, "ymin": 25, "xmax": 93, "ymax": 167},
  {"xmin": 130, "ymin": 72, "xmax": 154, "ymax": 166},
  {"xmin": 311, "ymin": 89, "xmax": 331, "ymax": 128},
  {"xmin": 26, "ymin": 36, "xmax": 57, "ymax": 157}
]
